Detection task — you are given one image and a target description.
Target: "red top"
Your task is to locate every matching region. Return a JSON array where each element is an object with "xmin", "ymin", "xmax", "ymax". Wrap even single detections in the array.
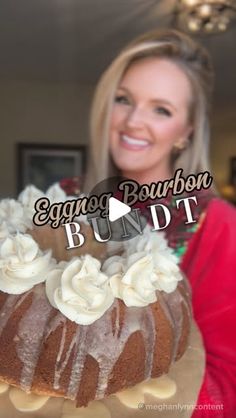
[{"xmin": 181, "ymin": 198, "xmax": 236, "ymax": 417}]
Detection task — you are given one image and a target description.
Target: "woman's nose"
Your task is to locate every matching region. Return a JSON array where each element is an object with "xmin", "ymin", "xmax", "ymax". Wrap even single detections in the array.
[{"xmin": 125, "ymin": 107, "xmax": 146, "ymax": 129}]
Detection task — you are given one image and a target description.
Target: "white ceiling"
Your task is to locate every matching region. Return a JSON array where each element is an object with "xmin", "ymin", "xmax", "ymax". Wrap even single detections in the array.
[{"xmin": 0, "ymin": 0, "xmax": 235, "ymax": 104}]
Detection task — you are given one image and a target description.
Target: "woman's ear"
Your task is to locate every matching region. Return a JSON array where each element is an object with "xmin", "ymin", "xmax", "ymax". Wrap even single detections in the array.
[
  {"xmin": 174, "ymin": 124, "xmax": 193, "ymax": 150},
  {"xmin": 173, "ymin": 141, "xmax": 188, "ymax": 153}
]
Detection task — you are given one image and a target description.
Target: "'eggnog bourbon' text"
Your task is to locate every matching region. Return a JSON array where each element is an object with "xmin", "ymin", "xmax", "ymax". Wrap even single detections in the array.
[{"xmin": 33, "ymin": 169, "xmax": 212, "ymax": 229}]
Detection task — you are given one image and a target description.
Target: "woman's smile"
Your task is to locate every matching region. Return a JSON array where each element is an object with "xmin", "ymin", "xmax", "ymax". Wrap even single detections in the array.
[{"xmin": 120, "ymin": 133, "xmax": 151, "ymax": 150}]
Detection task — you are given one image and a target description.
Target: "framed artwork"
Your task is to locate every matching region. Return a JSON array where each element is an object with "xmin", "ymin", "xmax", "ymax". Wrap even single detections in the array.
[
  {"xmin": 230, "ymin": 157, "xmax": 236, "ymax": 186},
  {"xmin": 17, "ymin": 143, "xmax": 87, "ymax": 192}
]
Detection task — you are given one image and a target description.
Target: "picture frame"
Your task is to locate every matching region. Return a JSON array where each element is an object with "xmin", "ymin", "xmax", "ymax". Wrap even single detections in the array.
[
  {"xmin": 17, "ymin": 143, "xmax": 87, "ymax": 193},
  {"xmin": 230, "ymin": 156, "xmax": 236, "ymax": 186}
]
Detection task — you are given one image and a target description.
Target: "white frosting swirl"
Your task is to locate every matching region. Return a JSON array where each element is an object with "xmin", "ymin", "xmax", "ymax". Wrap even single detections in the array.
[
  {"xmin": 125, "ymin": 225, "xmax": 172, "ymax": 257},
  {"xmin": 0, "ymin": 199, "xmax": 32, "ymax": 234},
  {"xmin": 18, "ymin": 185, "xmax": 43, "ymax": 213},
  {"xmin": 103, "ymin": 231, "xmax": 183, "ymax": 307},
  {"xmin": 0, "ymin": 221, "xmax": 10, "ymax": 242},
  {"xmin": 18, "ymin": 183, "xmax": 67, "ymax": 218},
  {"xmin": 0, "ymin": 233, "xmax": 54, "ymax": 294},
  {"xmin": 46, "ymin": 183, "xmax": 67, "ymax": 203},
  {"xmin": 109, "ymin": 254, "xmax": 158, "ymax": 307},
  {"xmin": 46, "ymin": 255, "xmax": 114, "ymax": 325},
  {"xmin": 102, "ymin": 255, "xmax": 126, "ymax": 276}
]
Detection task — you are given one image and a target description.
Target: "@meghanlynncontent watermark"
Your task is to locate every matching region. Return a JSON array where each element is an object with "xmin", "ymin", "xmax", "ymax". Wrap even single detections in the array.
[{"xmin": 138, "ymin": 402, "xmax": 224, "ymax": 412}]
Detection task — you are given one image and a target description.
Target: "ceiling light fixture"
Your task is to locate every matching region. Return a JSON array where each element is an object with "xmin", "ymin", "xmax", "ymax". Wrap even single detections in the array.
[{"xmin": 176, "ymin": 0, "xmax": 236, "ymax": 34}]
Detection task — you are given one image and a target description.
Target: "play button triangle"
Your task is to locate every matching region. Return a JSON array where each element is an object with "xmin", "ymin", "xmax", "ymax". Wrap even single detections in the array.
[{"xmin": 108, "ymin": 197, "xmax": 131, "ymax": 222}]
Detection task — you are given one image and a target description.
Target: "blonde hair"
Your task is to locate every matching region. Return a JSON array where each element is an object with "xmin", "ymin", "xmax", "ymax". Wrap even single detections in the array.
[{"xmin": 85, "ymin": 29, "xmax": 214, "ymax": 192}]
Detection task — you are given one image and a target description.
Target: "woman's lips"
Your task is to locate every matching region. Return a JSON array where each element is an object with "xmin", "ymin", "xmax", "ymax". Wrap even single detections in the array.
[{"xmin": 120, "ymin": 134, "xmax": 151, "ymax": 150}]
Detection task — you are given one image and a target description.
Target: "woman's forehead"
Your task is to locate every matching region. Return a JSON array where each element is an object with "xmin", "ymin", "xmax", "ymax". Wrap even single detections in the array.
[{"xmin": 118, "ymin": 57, "xmax": 193, "ymax": 108}]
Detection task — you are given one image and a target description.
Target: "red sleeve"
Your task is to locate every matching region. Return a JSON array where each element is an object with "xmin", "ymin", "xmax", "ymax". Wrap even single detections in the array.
[{"xmin": 181, "ymin": 199, "xmax": 236, "ymax": 417}]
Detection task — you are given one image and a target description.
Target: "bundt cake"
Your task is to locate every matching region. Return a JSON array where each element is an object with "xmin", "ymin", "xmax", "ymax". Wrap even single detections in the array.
[{"xmin": 0, "ymin": 185, "xmax": 192, "ymax": 407}]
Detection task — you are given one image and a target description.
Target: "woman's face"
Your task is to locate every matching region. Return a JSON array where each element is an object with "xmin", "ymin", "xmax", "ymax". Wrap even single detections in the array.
[{"xmin": 109, "ymin": 57, "xmax": 193, "ymax": 183}]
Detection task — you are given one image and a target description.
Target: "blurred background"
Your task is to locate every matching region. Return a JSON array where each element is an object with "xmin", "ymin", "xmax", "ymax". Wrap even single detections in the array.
[{"xmin": 0, "ymin": 0, "xmax": 235, "ymax": 201}]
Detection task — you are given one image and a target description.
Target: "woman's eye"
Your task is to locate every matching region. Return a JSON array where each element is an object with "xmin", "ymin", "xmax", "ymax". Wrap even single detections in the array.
[
  {"xmin": 114, "ymin": 95, "xmax": 130, "ymax": 105},
  {"xmin": 155, "ymin": 107, "xmax": 171, "ymax": 117}
]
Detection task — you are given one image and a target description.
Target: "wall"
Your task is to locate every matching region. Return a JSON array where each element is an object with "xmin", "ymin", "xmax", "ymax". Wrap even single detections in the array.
[
  {"xmin": 0, "ymin": 80, "xmax": 235, "ymax": 198},
  {"xmin": 211, "ymin": 106, "xmax": 236, "ymax": 189},
  {"xmin": 0, "ymin": 81, "xmax": 94, "ymax": 198}
]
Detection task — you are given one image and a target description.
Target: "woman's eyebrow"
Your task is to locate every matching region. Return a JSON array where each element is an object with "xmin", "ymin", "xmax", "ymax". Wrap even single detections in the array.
[
  {"xmin": 150, "ymin": 98, "xmax": 177, "ymax": 111},
  {"xmin": 116, "ymin": 86, "xmax": 130, "ymax": 93},
  {"xmin": 117, "ymin": 86, "xmax": 177, "ymax": 111}
]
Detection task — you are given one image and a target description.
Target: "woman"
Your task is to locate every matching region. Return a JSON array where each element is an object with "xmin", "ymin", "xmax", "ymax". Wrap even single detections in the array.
[
  {"xmin": 62, "ymin": 29, "xmax": 236, "ymax": 416},
  {"xmin": 86, "ymin": 29, "xmax": 212, "ymax": 188}
]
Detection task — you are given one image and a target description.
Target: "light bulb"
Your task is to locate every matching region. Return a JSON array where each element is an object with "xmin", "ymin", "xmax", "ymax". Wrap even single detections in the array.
[
  {"xmin": 188, "ymin": 17, "xmax": 201, "ymax": 31},
  {"xmin": 204, "ymin": 21, "xmax": 214, "ymax": 31},
  {"xmin": 199, "ymin": 3, "xmax": 212, "ymax": 18},
  {"xmin": 218, "ymin": 21, "xmax": 228, "ymax": 31},
  {"xmin": 182, "ymin": 0, "xmax": 199, "ymax": 6}
]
